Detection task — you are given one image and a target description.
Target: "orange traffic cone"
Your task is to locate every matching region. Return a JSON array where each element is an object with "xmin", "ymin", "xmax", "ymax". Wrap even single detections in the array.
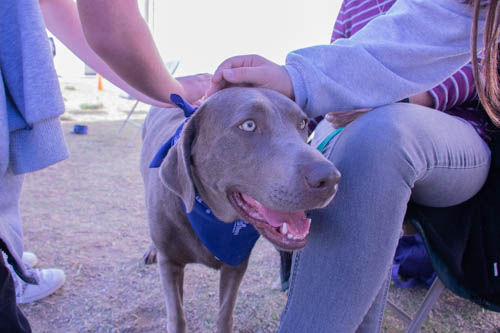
[{"xmin": 97, "ymin": 74, "xmax": 103, "ymax": 91}]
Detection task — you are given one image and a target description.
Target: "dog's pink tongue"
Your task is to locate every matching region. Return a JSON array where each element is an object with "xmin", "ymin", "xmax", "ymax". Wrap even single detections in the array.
[
  {"xmin": 262, "ymin": 209, "xmax": 311, "ymax": 237},
  {"xmin": 242, "ymin": 194, "xmax": 311, "ymax": 237}
]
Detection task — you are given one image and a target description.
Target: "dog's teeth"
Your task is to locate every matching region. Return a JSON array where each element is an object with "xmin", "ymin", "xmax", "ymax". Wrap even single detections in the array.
[
  {"xmin": 280, "ymin": 223, "xmax": 288, "ymax": 235},
  {"xmin": 287, "ymin": 233, "xmax": 293, "ymax": 239}
]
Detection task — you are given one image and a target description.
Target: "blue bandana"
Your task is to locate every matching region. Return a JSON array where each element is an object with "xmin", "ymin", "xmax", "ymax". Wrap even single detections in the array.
[
  {"xmin": 150, "ymin": 94, "xmax": 260, "ymax": 266},
  {"xmin": 149, "ymin": 94, "xmax": 198, "ymax": 168}
]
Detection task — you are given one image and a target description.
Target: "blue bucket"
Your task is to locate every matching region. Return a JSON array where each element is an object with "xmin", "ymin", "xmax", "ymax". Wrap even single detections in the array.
[{"xmin": 73, "ymin": 124, "xmax": 88, "ymax": 135}]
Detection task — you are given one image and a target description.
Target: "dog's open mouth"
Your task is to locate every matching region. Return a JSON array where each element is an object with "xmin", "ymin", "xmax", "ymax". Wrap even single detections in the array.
[{"xmin": 228, "ymin": 192, "xmax": 311, "ymax": 250}]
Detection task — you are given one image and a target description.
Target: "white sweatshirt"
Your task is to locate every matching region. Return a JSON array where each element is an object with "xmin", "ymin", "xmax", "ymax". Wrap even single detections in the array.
[{"xmin": 285, "ymin": 0, "xmax": 487, "ymax": 118}]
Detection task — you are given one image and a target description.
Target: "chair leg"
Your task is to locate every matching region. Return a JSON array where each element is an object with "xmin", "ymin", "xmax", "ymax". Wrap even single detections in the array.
[
  {"xmin": 405, "ymin": 278, "xmax": 445, "ymax": 333},
  {"xmin": 127, "ymin": 124, "xmax": 143, "ymax": 147},
  {"xmin": 117, "ymin": 100, "xmax": 140, "ymax": 136},
  {"xmin": 386, "ymin": 300, "xmax": 412, "ymax": 324}
]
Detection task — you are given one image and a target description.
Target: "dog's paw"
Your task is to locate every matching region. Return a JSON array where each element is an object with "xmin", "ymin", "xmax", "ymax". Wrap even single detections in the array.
[{"xmin": 142, "ymin": 244, "xmax": 158, "ymax": 265}]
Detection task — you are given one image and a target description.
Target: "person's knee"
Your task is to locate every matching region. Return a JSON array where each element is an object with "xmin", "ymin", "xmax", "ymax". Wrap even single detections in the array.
[
  {"xmin": 322, "ymin": 104, "xmax": 437, "ymax": 192},
  {"xmin": 331, "ymin": 105, "xmax": 418, "ymax": 161}
]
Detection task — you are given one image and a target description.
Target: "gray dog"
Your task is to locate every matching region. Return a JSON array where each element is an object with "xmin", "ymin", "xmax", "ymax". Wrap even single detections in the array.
[{"xmin": 140, "ymin": 87, "xmax": 340, "ymax": 333}]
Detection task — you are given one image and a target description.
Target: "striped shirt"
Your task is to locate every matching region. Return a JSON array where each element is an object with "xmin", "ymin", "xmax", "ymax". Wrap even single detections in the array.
[{"xmin": 309, "ymin": 0, "xmax": 490, "ymax": 140}]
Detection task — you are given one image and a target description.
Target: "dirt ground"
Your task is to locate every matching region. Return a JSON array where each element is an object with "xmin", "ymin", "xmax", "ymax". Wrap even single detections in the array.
[{"xmin": 17, "ymin": 78, "xmax": 500, "ymax": 332}]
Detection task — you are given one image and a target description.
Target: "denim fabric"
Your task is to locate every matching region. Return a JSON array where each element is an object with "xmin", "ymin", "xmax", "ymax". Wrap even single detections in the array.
[{"xmin": 278, "ymin": 103, "xmax": 491, "ymax": 332}]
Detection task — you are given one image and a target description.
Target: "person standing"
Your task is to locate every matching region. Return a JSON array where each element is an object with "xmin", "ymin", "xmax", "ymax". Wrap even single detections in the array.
[{"xmin": 1, "ymin": 0, "xmax": 210, "ymax": 331}]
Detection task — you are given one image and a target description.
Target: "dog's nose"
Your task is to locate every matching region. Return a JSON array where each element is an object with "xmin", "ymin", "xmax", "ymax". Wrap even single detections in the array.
[{"xmin": 304, "ymin": 161, "xmax": 341, "ymax": 190}]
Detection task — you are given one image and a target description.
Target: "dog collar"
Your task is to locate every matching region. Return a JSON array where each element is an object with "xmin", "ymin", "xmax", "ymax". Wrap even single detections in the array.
[{"xmin": 150, "ymin": 94, "xmax": 260, "ymax": 266}]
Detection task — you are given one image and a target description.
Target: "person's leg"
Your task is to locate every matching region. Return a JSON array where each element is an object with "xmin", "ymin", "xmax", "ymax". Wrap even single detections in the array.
[
  {"xmin": 0, "ymin": 167, "xmax": 66, "ymax": 305},
  {"xmin": 0, "ymin": 253, "xmax": 31, "ymax": 333},
  {"xmin": 279, "ymin": 250, "xmax": 293, "ymax": 291},
  {"xmin": 278, "ymin": 104, "xmax": 491, "ymax": 332},
  {"xmin": 0, "ymin": 168, "xmax": 31, "ymax": 332},
  {"xmin": 355, "ymin": 270, "xmax": 391, "ymax": 333},
  {"xmin": 0, "ymin": 168, "xmax": 25, "ymax": 260}
]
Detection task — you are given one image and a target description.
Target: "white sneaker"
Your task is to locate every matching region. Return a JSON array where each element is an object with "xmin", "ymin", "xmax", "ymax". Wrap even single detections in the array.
[
  {"xmin": 22, "ymin": 251, "xmax": 38, "ymax": 268},
  {"xmin": 14, "ymin": 268, "xmax": 66, "ymax": 304}
]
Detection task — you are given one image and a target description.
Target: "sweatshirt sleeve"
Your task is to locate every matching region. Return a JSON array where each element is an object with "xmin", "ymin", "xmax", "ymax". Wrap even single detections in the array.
[{"xmin": 284, "ymin": 0, "xmax": 486, "ymax": 118}]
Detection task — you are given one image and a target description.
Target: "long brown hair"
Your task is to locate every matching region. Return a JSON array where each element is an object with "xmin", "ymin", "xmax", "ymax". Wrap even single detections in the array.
[{"xmin": 470, "ymin": 0, "xmax": 500, "ymax": 127}]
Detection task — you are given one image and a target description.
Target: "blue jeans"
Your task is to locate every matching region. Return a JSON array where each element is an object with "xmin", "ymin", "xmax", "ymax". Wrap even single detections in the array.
[{"xmin": 278, "ymin": 104, "xmax": 491, "ymax": 332}]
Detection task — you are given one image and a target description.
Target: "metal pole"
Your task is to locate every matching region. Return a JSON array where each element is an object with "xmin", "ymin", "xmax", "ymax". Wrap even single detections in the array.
[
  {"xmin": 144, "ymin": 0, "xmax": 154, "ymax": 32},
  {"xmin": 144, "ymin": 0, "xmax": 150, "ymax": 24}
]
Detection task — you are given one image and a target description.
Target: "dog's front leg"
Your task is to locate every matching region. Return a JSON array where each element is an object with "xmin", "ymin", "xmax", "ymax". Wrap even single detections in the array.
[
  {"xmin": 217, "ymin": 259, "xmax": 250, "ymax": 333},
  {"xmin": 157, "ymin": 252, "xmax": 186, "ymax": 333}
]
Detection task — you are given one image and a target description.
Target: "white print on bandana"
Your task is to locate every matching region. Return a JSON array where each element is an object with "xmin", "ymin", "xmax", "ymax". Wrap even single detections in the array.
[
  {"xmin": 194, "ymin": 194, "xmax": 249, "ymax": 236},
  {"xmin": 232, "ymin": 220, "xmax": 249, "ymax": 236}
]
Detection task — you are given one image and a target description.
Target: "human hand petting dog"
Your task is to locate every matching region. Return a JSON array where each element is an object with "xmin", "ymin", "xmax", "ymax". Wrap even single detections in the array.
[
  {"xmin": 177, "ymin": 73, "xmax": 212, "ymax": 105},
  {"xmin": 207, "ymin": 54, "xmax": 294, "ymax": 100},
  {"xmin": 207, "ymin": 55, "xmax": 435, "ymax": 129}
]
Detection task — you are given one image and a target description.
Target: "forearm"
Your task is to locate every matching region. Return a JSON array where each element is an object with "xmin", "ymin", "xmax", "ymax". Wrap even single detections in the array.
[
  {"xmin": 427, "ymin": 63, "xmax": 478, "ymax": 111},
  {"xmin": 285, "ymin": 0, "xmax": 486, "ymax": 118},
  {"xmin": 40, "ymin": 0, "xmax": 172, "ymax": 107},
  {"xmin": 76, "ymin": 0, "xmax": 181, "ymax": 104}
]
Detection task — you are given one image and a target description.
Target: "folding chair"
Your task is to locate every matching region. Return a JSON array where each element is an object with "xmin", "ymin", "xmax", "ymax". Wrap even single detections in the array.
[
  {"xmin": 117, "ymin": 60, "xmax": 180, "ymax": 146},
  {"xmin": 386, "ymin": 267, "xmax": 446, "ymax": 333},
  {"xmin": 386, "ymin": 215, "xmax": 500, "ymax": 332}
]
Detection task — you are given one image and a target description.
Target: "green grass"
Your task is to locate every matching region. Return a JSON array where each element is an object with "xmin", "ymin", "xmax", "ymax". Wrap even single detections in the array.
[{"xmin": 79, "ymin": 102, "xmax": 104, "ymax": 110}]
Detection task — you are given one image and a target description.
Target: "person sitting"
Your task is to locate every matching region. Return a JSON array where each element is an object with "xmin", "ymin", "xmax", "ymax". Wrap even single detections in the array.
[{"xmin": 207, "ymin": 0, "xmax": 499, "ymax": 331}]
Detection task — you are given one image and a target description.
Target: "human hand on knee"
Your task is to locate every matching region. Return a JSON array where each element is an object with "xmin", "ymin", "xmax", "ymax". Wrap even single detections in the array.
[
  {"xmin": 325, "ymin": 108, "xmax": 373, "ymax": 128},
  {"xmin": 324, "ymin": 91, "xmax": 434, "ymax": 128}
]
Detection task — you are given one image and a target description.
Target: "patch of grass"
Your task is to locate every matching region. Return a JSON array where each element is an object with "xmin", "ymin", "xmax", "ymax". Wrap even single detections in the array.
[
  {"xmin": 59, "ymin": 115, "xmax": 74, "ymax": 121},
  {"xmin": 79, "ymin": 102, "xmax": 104, "ymax": 110}
]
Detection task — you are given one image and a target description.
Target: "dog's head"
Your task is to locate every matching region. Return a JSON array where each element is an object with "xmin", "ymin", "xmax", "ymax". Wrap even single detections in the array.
[{"xmin": 160, "ymin": 87, "xmax": 340, "ymax": 250}]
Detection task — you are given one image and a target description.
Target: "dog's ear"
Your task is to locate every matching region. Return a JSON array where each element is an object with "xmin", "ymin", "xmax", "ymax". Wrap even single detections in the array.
[{"xmin": 159, "ymin": 116, "xmax": 196, "ymax": 212}]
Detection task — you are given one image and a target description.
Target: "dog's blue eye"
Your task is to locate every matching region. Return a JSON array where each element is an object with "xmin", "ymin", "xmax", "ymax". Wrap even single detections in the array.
[{"xmin": 239, "ymin": 120, "xmax": 256, "ymax": 132}]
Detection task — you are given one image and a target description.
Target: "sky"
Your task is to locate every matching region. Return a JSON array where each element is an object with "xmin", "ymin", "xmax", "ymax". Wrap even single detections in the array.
[{"xmin": 50, "ymin": 0, "xmax": 342, "ymax": 78}]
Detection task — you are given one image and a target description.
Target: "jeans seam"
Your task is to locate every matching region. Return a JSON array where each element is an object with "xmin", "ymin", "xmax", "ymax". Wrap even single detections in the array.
[
  {"xmin": 376, "ymin": 275, "xmax": 391, "ymax": 331},
  {"xmin": 278, "ymin": 249, "xmax": 301, "ymax": 332},
  {"xmin": 425, "ymin": 159, "xmax": 491, "ymax": 170}
]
